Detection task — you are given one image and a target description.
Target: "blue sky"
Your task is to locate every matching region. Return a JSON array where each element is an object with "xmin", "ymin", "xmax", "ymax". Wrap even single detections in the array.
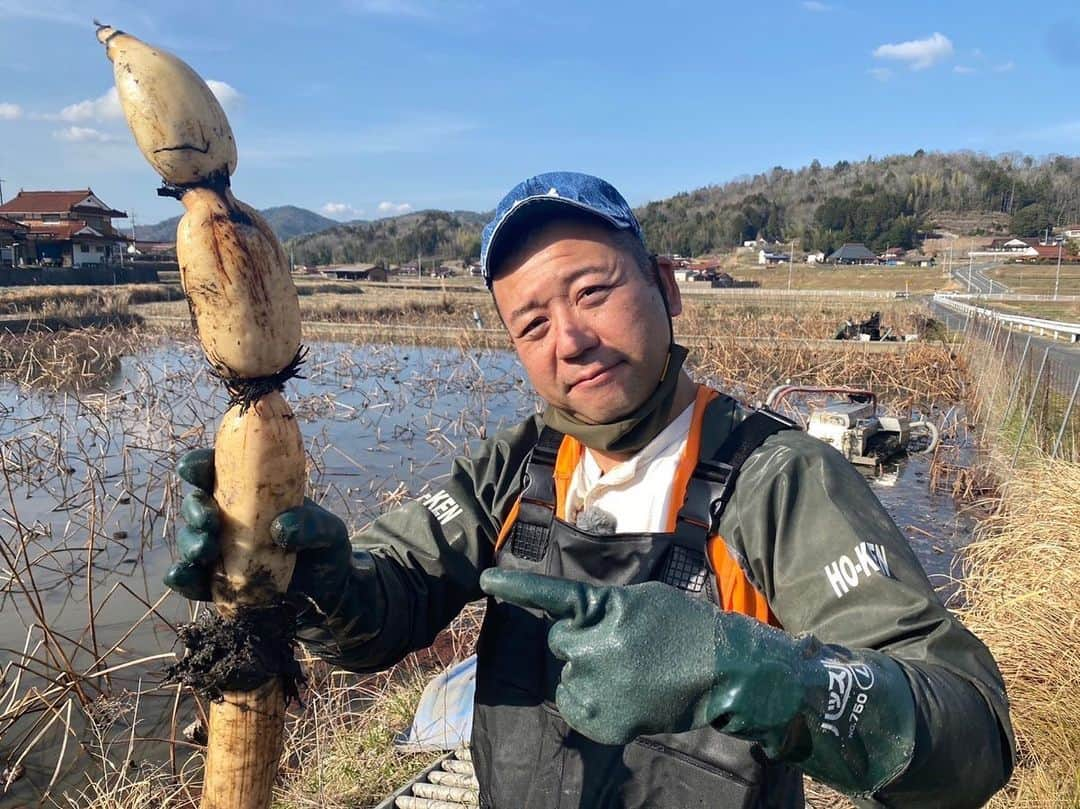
[{"xmin": 2, "ymin": 0, "xmax": 1079, "ymax": 228}]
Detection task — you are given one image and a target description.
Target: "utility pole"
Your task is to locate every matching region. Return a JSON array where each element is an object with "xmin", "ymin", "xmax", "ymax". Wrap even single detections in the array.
[
  {"xmin": 0, "ymin": 178, "xmax": 5, "ymax": 205},
  {"xmin": 788, "ymin": 239, "xmax": 795, "ymax": 291},
  {"xmin": 1055, "ymin": 240, "xmax": 1062, "ymax": 301},
  {"xmin": 972, "ymin": 239, "xmax": 980, "ymax": 295}
]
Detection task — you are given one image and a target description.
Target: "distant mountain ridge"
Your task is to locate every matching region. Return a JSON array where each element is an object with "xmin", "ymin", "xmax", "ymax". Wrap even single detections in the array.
[
  {"xmin": 139, "ymin": 150, "xmax": 1080, "ymax": 263},
  {"xmin": 137, "ymin": 205, "xmax": 341, "ymax": 243}
]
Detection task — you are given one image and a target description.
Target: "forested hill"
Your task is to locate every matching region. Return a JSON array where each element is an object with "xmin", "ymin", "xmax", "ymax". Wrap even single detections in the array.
[
  {"xmin": 287, "ymin": 209, "xmax": 488, "ymax": 267},
  {"xmin": 139, "ymin": 205, "xmax": 339, "ymax": 243},
  {"xmin": 637, "ymin": 151, "xmax": 1080, "ymax": 257}
]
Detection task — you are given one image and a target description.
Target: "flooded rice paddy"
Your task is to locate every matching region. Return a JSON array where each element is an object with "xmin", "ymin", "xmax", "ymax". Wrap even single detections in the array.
[{"xmin": 0, "ymin": 337, "xmax": 973, "ymax": 805}]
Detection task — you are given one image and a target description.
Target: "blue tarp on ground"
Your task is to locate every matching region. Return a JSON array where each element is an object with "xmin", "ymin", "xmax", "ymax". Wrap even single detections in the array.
[{"xmin": 395, "ymin": 654, "xmax": 477, "ymax": 752}]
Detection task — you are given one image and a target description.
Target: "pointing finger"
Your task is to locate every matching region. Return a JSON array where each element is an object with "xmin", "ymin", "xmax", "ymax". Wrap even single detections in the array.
[{"xmin": 480, "ymin": 569, "xmax": 591, "ymax": 623}]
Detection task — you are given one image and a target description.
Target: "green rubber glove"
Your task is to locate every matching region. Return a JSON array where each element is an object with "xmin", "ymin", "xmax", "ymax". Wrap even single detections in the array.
[
  {"xmin": 480, "ymin": 569, "xmax": 917, "ymax": 796},
  {"xmin": 167, "ymin": 448, "xmax": 384, "ymax": 638}
]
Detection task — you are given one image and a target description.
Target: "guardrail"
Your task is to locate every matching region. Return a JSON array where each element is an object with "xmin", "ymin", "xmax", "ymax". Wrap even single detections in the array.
[
  {"xmin": 676, "ymin": 286, "xmax": 908, "ymax": 299},
  {"xmin": 933, "ymin": 294, "xmax": 1080, "ymax": 343},
  {"xmin": 949, "ymin": 293, "xmax": 1080, "ymax": 303}
]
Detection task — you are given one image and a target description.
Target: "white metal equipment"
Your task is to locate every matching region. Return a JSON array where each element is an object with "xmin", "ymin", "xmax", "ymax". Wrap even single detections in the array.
[{"xmin": 766, "ymin": 386, "xmax": 938, "ymax": 466}]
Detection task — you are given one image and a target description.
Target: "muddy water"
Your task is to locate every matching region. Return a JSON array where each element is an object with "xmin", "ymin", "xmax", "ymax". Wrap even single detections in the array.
[{"xmin": 0, "ymin": 339, "xmax": 971, "ymax": 806}]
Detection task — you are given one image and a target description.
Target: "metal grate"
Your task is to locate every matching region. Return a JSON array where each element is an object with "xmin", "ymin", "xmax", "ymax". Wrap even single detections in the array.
[
  {"xmin": 508, "ymin": 521, "xmax": 549, "ymax": 562},
  {"xmin": 659, "ymin": 545, "xmax": 708, "ymax": 593}
]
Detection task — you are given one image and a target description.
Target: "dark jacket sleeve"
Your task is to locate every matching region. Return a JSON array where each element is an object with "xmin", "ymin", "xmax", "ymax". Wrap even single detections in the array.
[
  {"xmin": 716, "ymin": 429, "xmax": 1015, "ymax": 808},
  {"xmin": 299, "ymin": 416, "xmax": 540, "ymax": 672}
]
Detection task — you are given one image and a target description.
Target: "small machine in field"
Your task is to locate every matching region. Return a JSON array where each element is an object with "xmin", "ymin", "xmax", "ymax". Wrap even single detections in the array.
[{"xmin": 766, "ymin": 386, "xmax": 939, "ymax": 466}]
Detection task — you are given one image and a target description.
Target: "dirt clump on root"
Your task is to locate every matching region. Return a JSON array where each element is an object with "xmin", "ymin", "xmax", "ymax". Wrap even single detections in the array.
[{"xmin": 165, "ymin": 604, "xmax": 304, "ymax": 702}]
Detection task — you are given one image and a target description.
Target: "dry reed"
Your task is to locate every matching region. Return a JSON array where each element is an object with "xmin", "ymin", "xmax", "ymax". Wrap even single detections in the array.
[
  {"xmin": 0, "ymin": 327, "xmax": 155, "ymax": 390},
  {"xmin": 0, "ymin": 284, "xmax": 183, "ymax": 318},
  {"xmin": 691, "ymin": 340, "xmax": 963, "ymax": 406},
  {"xmin": 956, "ymin": 458, "xmax": 1080, "ymax": 808}
]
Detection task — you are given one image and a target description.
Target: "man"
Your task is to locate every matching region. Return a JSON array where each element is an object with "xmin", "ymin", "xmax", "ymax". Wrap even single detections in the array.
[{"xmin": 169, "ymin": 172, "xmax": 1015, "ymax": 808}]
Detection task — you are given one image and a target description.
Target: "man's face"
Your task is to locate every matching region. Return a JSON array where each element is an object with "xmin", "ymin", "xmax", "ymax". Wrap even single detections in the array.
[{"xmin": 491, "ymin": 219, "xmax": 682, "ymax": 424}]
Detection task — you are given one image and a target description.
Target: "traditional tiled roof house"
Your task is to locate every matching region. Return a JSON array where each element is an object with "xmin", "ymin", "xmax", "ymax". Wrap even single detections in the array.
[{"xmin": 0, "ymin": 189, "xmax": 129, "ymax": 268}]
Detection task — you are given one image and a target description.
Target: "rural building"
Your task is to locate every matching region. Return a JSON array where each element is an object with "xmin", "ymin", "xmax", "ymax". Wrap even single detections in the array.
[
  {"xmin": 0, "ymin": 189, "xmax": 129, "ymax": 268},
  {"xmin": 1023, "ymin": 243, "xmax": 1076, "ymax": 262},
  {"xmin": 988, "ymin": 237, "xmax": 1038, "ymax": 254},
  {"xmin": 321, "ymin": 264, "xmax": 388, "ymax": 281},
  {"xmin": 901, "ymin": 253, "xmax": 936, "ymax": 267},
  {"xmin": 827, "ymin": 243, "xmax": 878, "ymax": 265},
  {"xmin": 0, "ymin": 215, "xmax": 28, "ymax": 266},
  {"xmin": 880, "ymin": 247, "xmax": 907, "ymax": 265},
  {"xmin": 1062, "ymin": 225, "xmax": 1080, "ymax": 241},
  {"xmin": 806, "ymin": 250, "xmax": 826, "ymax": 264},
  {"xmin": 758, "ymin": 249, "xmax": 791, "ymax": 265}
]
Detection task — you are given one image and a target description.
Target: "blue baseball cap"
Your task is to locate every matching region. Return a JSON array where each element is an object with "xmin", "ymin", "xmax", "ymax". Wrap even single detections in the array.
[{"xmin": 479, "ymin": 171, "xmax": 646, "ymax": 288}]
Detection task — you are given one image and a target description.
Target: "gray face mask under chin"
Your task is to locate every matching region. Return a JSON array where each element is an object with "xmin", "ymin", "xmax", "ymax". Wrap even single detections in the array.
[{"xmin": 540, "ymin": 344, "xmax": 689, "ymax": 455}]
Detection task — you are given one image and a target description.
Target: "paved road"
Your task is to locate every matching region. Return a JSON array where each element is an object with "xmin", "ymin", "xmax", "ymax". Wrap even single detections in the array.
[
  {"xmin": 948, "ymin": 258, "xmax": 1007, "ymax": 294},
  {"xmin": 929, "ymin": 299, "xmax": 1080, "ymax": 386}
]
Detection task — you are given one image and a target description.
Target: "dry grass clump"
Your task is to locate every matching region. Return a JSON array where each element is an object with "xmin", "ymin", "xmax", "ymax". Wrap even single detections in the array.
[
  {"xmin": 0, "ymin": 327, "xmax": 156, "ymax": 389},
  {"xmin": 0, "ymin": 284, "xmax": 183, "ymax": 318},
  {"xmin": 274, "ymin": 604, "xmax": 483, "ymax": 808},
  {"xmin": 955, "ymin": 458, "xmax": 1080, "ymax": 807},
  {"xmin": 677, "ymin": 300, "xmax": 928, "ymax": 341},
  {"xmin": 59, "ymin": 763, "xmax": 198, "ymax": 809},
  {"xmin": 273, "ymin": 662, "xmax": 439, "ymax": 808},
  {"xmin": 300, "ymin": 293, "xmax": 487, "ymax": 328},
  {"xmin": 691, "ymin": 340, "xmax": 964, "ymax": 405}
]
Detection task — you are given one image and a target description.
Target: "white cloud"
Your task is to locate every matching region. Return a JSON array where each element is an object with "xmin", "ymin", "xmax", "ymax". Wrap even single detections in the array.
[
  {"xmin": 801, "ymin": 1, "xmax": 832, "ymax": 11},
  {"xmin": 953, "ymin": 65, "xmax": 977, "ymax": 74},
  {"xmin": 0, "ymin": 102, "xmax": 22, "ymax": 120},
  {"xmin": 873, "ymin": 32, "xmax": 954, "ymax": 70},
  {"xmin": 53, "ymin": 126, "xmax": 116, "ymax": 143},
  {"xmin": 994, "ymin": 60, "xmax": 1015, "ymax": 73},
  {"xmin": 377, "ymin": 201, "xmax": 413, "ymax": 215},
  {"xmin": 206, "ymin": 80, "xmax": 242, "ymax": 111},
  {"xmin": 321, "ymin": 202, "xmax": 364, "ymax": 219},
  {"xmin": 59, "ymin": 87, "xmax": 122, "ymax": 122},
  {"xmin": 868, "ymin": 67, "xmax": 893, "ymax": 82},
  {"xmin": 55, "ymin": 80, "xmax": 238, "ymax": 124}
]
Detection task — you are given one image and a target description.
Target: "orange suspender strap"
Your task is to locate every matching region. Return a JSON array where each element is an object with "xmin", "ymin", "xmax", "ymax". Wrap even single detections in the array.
[
  {"xmin": 494, "ymin": 499, "xmax": 520, "ymax": 552},
  {"xmin": 664, "ymin": 388, "xmax": 777, "ymax": 626},
  {"xmin": 663, "ymin": 385, "xmax": 717, "ymax": 532},
  {"xmin": 493, "ymin": 388, "xmax": 777, "ymax": 626},
  {"xmin": 494, "ymin": 431, "xmax": 583, "ymax": 551}
]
